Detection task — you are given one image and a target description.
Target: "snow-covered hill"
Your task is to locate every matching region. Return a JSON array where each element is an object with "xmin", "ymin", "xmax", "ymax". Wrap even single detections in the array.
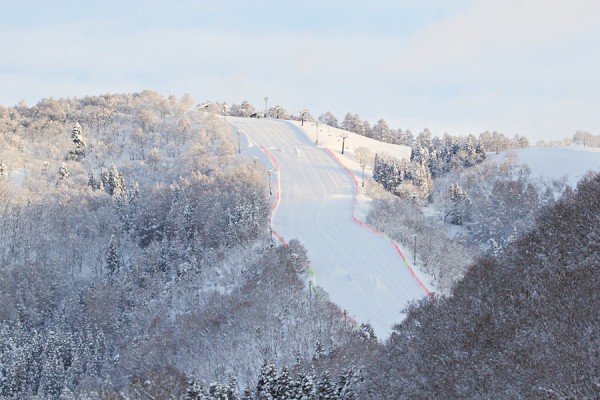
[{"xmin": 489, "ymin": 147, "xmax": 600, "ymax": 186}]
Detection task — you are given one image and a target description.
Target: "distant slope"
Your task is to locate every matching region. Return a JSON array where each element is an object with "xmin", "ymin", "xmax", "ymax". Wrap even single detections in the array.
[{"xmin": 489, "ymin": 147, "xmax": 600, "ymax": 185}]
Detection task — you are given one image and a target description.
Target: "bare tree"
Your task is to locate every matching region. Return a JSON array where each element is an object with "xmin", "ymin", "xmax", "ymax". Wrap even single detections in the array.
[{"xmin": 354, "ymin": 147, "xmax": 373, "ymax": 187}]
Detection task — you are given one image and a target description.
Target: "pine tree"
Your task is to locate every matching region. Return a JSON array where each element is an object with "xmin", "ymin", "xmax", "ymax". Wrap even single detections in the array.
[
  {"xmin": 241, "ymin": 386, "xmax": 253, "ymax": 400},
  {"xmin": 256, "ymin": 361, "xmax": 276, "ymax": 399},
  {"xmin": 99, "ymin": 169, "xmax": 109, "ymax": 190},
  {"xmin": 186, "ymin": 379, "xmax": 202, "ymax": 399},
  {"xmin": 105, "ymin": 235, "xmax": 120, "ymax": 275},
  {"xmin": 336, "ymin": 367, "xmax": 359, "ymax": 400},
  {"xmin": 107, "ymin": 164, "xmax": 126, "ymax": 198},
  {"xmin": 446, "ymin": 183, "xmax": 471, "ymax": 225},
  {"xmin": 313, "ymin": 340, "xmax": 325, "ymax": 361},
  {"xmin": 318, "ymin": 111, "xmax": 338, "ymax": 127},
  {"xmin": 372, "ymin": 154, "xmax": 382, "ymax": 184},
  {"xmin": 68, "ymin": 122, "xmax": 86, "ymax": 161},
  {"xmin": 274, "ymin": 366, "xmax": 291, "ymax": 399},
  {"xmin": 58, "ymin": 163, "xmax": 70, "ymax": 181},
  {"xmin": 301, "ymin": 366, "xmax": 316, "ymax": 399},
  {"xmin": 316, "ymin": 371, "xmax": 336, "ymax": 399},
  {"xmin": 227, "ymin": 375, "xmax": 240, "ymax": 400},
  {"xmin": 413, "ymin": 162, "xmax": 433, "ymax": 200},
  {"xmin": 359, "ymin": 323, "xmax": 377, "ymax": 341},
  {"xmin": 341, "ymin": 113, "xmax": 363, "ymax": 135},
  {"xmin": 209, "ymin": 381, "xmax": 227, "ymax": 398}
]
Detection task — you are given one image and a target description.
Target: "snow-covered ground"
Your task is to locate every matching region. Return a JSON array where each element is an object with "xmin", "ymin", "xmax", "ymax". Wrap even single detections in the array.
[
  {"xmin": 489, "ymin": 147, "xmax": 600, "ymax": 186},
  {"xmin": 229, "ymin": 117, "xmax": 430, "ymax": 338},
  {"xmin": 9, "ymin": 169, "xmax": 28, "ymax": 187}
]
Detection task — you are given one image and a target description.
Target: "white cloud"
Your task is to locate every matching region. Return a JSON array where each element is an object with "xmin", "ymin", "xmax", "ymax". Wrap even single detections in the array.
[{"xmin": 393, "ymin": 0, "xmax": 600, "ymax": 71}]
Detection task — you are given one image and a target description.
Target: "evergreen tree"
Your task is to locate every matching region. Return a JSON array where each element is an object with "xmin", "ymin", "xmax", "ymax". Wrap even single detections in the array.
[
  {"xmin": 404, "ymin": 129, "xmax": 414, "ymax": 147},
  {"xmin": 341, "ymin": 113, "xmax": 363, "ymax": 135},
  {"xmin": 99, "ymin": 169, "xmax": 109, "ymax": 191},
  {"xmin": 318, "ymin": 111, "xmax": 338, "ymax": 128},
  {"xmin": 416, "ymin": 128, "xmax": 432, "ymax": 150},
  {"xmin": 300, "ymin": 366, "xmax": 317, "ymax": 399},
  {"xmin": 227, "ymin": 375, "xmax": 240, "ymax": 400},
  {"xmin": 316, "ymin": 371, "xmax": 336, "ymax": 399},
  {"xmin": 68, "ymin": 122, "xmax": 86, "ymax": 161},
  {"xmin": 361, "ymin": 119, "xmax": 371, "ymax": 138},
  {"xmin": 105, "ymin": 164, "xmax": 126, "ymax": 198},
  {"xmin": 274, "ymin": 366, "xmax": 291, "ymax": 399},
  {"xmin": 358, "ymin": 323, "xmax": 377, "ymax": 341},
  {"xmin": 336, "ymin": 367, "xmax": 359, "ymax": 400},
  {"xmin": 58, "ymin": 162, "xmax": 70, "ymax": 181},
  {"xmin": 446, "ymin": 183, "xmax": 471, "ymax": 225},
  {"xmin": 105, "ymin": 235, "xmax": 120, "ymax": 275},
  {"xmin": 474, "ymin": 142, "xmax": 486, "ymax": 164},
  {"xmin": 313, "ymin": 340, "xmax": 325, "ymax": 361},
  {"xmin": 241, "ymin": 386, "xmax": 253, "ymax": 400},
  {"xmin": 256, "ymin": 361, "xmax": 276, "ymax": 399},
  {"xmin": 186, "ymin": 379, "xmax": 202, "ymax": 399},
  {"xmin": 371, "ymin": 119, "xmax": 391, "ymax": 142},
  {"xmin": 372, "ymin": 154, "xmax": 382, "ymax": 183},
  {"xmin": 410, "ymin": 145, "xmax": 429, "ymax": 167},
  {"xmin": 209, "ymin": 381, "xmax": 227, "ymax": 398}
]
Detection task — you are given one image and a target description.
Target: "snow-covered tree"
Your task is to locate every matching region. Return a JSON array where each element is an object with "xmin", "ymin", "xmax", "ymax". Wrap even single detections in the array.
[
  {"xmin": 318, "ymin": 111, "xmax": 338, "ymax": 127},
  {"xmin": 371, "ymin": 119, "xmax": 392, "ymax": 142},
  {"xmin": 240, "ymin": 100, "xmax": 256, "ymax": 117},
  {"xmin": 316, "ymin": 371, "xmax": 336, "ymax": 399},
  {"xmin": 105, "ymin": 235, "xmax": 120, "ymax": 275},
  {"xmin": 256, "ymin": 361, "xmax": 277, "ymax": 399},
  {"xmin": 445, "ymin": 183, "xmax": 471, "ymax": 225},
  {"xmin": 0, "ymin": 161, "xmax": 7, "ymax": 179},
  {"xmin": 106, "ymin": 164, "xmax": 126, "ymax": 198},
  {"xmin": 341, "ymin": 113, "xmax": 363, "ymax": 135},
  {"xmin": 57, "ymin": 162, "xmax": 70, "ymax": 181},
  {"xmin": 268, "ymin": 105, "xmax": 288, "ymax": 119}
]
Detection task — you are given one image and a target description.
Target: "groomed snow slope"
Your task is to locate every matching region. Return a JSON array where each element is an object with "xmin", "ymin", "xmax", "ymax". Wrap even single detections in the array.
[
  {"xmin": 489, "ymin": 147, "xmax": 600, "ymax": 186},
  {"xmin": 230, "ymin": 117, "xmax": 429, "ymax": 338}
]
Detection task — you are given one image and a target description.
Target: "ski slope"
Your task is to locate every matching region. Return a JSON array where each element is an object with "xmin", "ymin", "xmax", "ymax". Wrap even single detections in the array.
[
  {"xmin": 489, "ymin": 147, "xmax": 600, "ymax": 186},
  {"xmin": 229, "ymin": 117, "xmax": 429, "ymax": 338}
]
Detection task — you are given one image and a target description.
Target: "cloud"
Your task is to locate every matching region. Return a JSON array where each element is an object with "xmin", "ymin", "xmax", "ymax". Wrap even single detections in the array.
[{"xmin": 392, "ymin": 0, "xmax": 600, "ymax": 71}]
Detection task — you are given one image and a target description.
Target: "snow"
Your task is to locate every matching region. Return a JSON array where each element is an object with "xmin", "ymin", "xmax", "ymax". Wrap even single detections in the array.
[
  {"xmin": 489, "ymin": 147, "xmax": 600, "ymax": 186},
  {"xmin": 230, "ymin": 117, "xmax": 430, "ymax": 338},
  {"xmin": 9, "ymin": 169, "xmax": 28, "ymax": 187}
]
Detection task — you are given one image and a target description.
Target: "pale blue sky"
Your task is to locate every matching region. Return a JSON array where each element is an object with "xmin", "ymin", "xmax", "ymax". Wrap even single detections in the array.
[{"xmin": 1, "ymin": 0, "xmax": 599, "ymax": 142}]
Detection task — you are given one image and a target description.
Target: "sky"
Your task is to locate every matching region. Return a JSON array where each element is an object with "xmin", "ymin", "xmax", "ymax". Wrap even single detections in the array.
[{"xmin": 1, "ymin": 0, "xmax": 599, "ymax": 143}]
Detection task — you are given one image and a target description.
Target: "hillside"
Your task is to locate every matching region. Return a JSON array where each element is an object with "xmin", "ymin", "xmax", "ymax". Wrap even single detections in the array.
[
  {"xmin": 0, "ymin": 93, "xmax": 376, "ymax": 398},
  {"xmin": 359, "ymin": 172, "xmax": 600, "ymax": 398}
]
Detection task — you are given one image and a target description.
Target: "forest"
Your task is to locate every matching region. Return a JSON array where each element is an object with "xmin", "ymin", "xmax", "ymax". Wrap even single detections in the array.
[{"xmin": 0, "ymin": 93, "xmax": 598, "ymax": 398}]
